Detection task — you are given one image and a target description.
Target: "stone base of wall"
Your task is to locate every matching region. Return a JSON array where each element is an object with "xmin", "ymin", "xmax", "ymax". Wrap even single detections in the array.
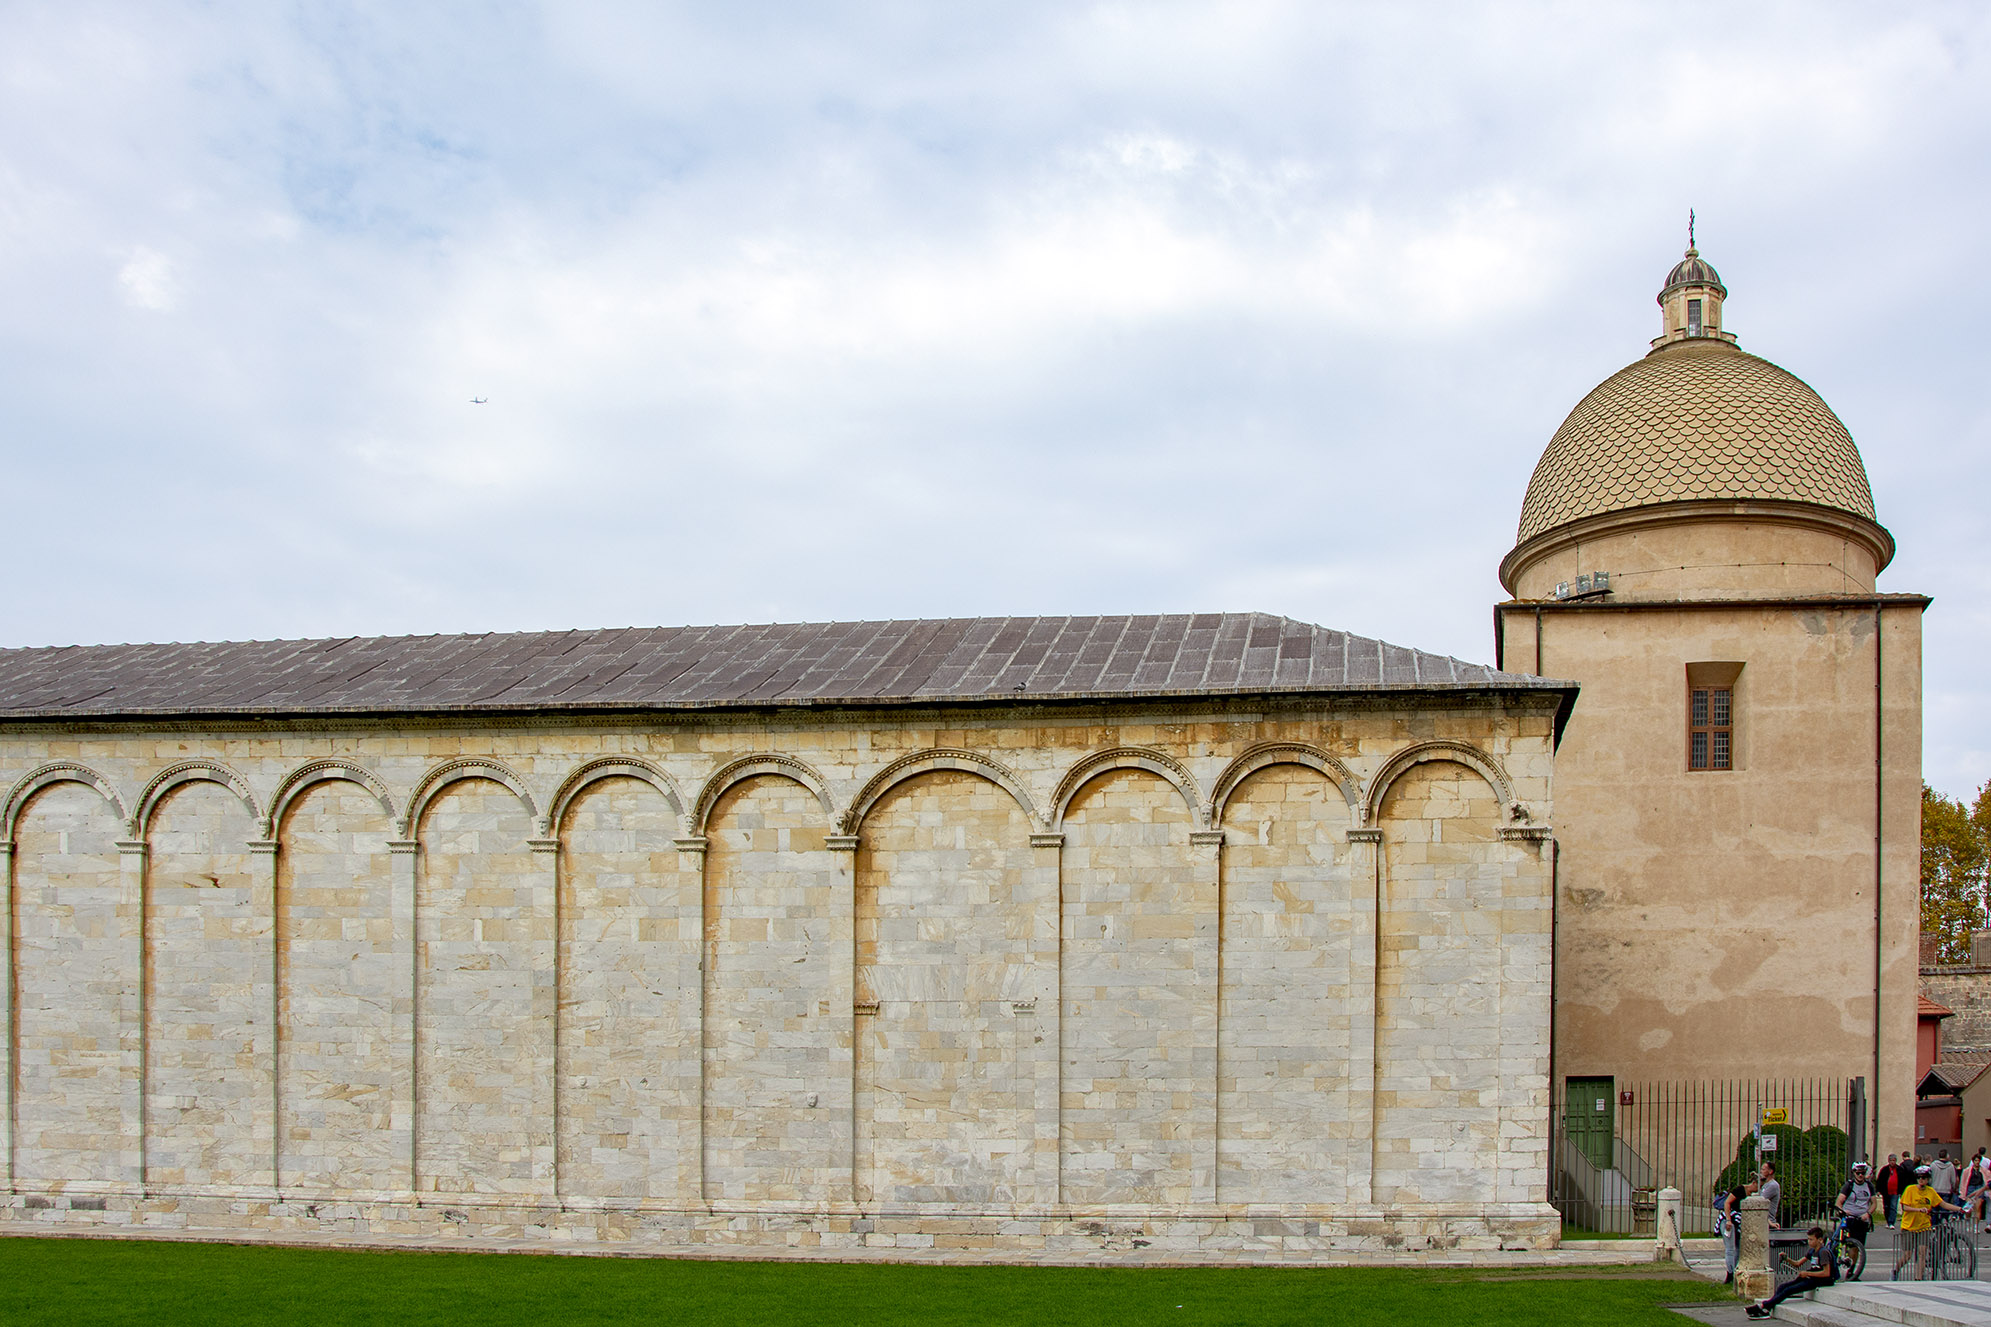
[{"xmin": 0, "ymin": 1191, "xmax": 1562, "ymax": 1262}]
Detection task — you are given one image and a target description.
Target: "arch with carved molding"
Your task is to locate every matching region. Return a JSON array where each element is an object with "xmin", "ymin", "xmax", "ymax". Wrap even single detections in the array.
[
  {"xmin": 1209, "ymin": 742, "xmax": 1363, "ymax": 828},
  {"xmin": 2, "ymin": 761, "xmax": 129, "ymax": 843},
  {"xmin": 841, "ymin": 748, "xmax": 1042, "ymax": 835},
  {"xmin": 135, "ymin": 759, "xmax": 261, "ymax": 839},
  {"xmin": 1361, "ymin": 740, "xmax": 1522, "ymax": 827},
  {"xmin": 1049, "ymin": 746, "xmax": 1205, "ymax": 831},
  {"xmin": 398, "ymin": 756, "xmax": 536, "ymax": 839},
  {"xmin": 263, "ymin": 759, "xmax": 396, "ymax": 839},
  {"xmin": 690, "ymin": 753, "xmax": 836, "ymax": 836},
  {"xmin": 544, "ymin": 756, "xmax": 687, "ymax": 837}
]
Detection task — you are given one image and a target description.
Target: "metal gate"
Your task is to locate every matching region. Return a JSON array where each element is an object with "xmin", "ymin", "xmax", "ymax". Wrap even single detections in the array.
[{"xmin": 1549, "ymin": 1077, "xmax": 1865, "ymax": 1236}]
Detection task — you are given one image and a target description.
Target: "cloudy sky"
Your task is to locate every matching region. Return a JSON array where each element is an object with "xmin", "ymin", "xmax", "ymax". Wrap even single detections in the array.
[{"xmin": 2, "ymin": 2, "xmax": 1986, "ymax": 795}]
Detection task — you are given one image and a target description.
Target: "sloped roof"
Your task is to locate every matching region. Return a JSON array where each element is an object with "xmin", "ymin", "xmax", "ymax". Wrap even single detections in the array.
[
  {"xmin": 1920, "ymin": 994, "xmax": 1956, "ymax": 1019},
  {"xmin": 0, "ymin": 614, "xmax": 1571, "ymax": 722},
  {"xmin": 1919, "ymin": 1060, "xmax": 1991, "ymax": 1096}
]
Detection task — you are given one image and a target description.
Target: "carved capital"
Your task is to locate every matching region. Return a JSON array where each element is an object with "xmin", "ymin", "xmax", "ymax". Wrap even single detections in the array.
[
  {"xmin": 526, "ymin": 838, "xmax": 561, "ymax": 855},
  {"xmin": 673, "ymin": 836, "xmax": 709, "ymax": 855},
  {"xmin": 246, "ymin": 840, "xmax": 280, "ymax": 857},
  {"xmin": 1028, "ymin": 832, "xmax": 1065, "ymax": 849},
  {"xmin": 1345, "ymin": 828, "xmax": 1384, "ymax": 844},
  {"xmin": 825, "ymin": 835, "xmax": 861, "ymax": 853},
  {"xmin": 1188, "ymin": 829, "xmax": 1225, "ymax": 848},
  {"xmin": 386, "ymin": 840, "xmax": 419, "ymax": 856},
  {"xmin": 1498, "ymin": 826, "xmax": 1554, "ymax": 843},
  {"xmin": 115, "ymin": 840, "xmax": 148, "ymax": 859}
]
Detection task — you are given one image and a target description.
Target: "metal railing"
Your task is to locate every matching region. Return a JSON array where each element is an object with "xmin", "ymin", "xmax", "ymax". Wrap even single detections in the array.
[{"xmin": 1549, "ymin": 1077, "xmax": 1864, "ymax": 1235}]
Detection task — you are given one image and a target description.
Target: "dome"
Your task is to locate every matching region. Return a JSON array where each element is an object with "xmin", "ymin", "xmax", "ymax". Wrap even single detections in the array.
[
  {"xmin": 1660, "ymin": 247, "xmax": 1726, "ymax": 299},
  {"xmin": 1515, "ymin": 337, "xmax": 1876, "ymax": 546}
]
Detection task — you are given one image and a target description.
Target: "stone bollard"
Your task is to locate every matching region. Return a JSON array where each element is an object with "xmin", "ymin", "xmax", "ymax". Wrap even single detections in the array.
[
  {"xmin": 1655, "ymin": 1187, "xmax": 1683, "ymax": 1262},
  {"xmin": 1736, "ymin": 1195, "xmax": 1773, "ymax": 1300}
]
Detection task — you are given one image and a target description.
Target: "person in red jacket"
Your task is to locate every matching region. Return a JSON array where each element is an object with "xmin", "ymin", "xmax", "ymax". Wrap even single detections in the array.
[{"xmin": 1876, "ymin": 1154, "xmax": 1904, "ymax": 1228}]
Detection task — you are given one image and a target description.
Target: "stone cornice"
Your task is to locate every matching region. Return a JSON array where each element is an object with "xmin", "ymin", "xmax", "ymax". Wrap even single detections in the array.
[{"xmin": 1499, "ymin": 498, "xmax": 1897, "ymax": 595}]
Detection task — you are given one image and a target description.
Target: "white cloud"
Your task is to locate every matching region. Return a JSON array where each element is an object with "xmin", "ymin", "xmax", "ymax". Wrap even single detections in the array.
[
  {"xmin": 115, "ymin": 245, "xmax": 180, "ymax": 310},
  {"xmin": 0, "ymin": 0, "xmax": 1988, "ymax": 789}
]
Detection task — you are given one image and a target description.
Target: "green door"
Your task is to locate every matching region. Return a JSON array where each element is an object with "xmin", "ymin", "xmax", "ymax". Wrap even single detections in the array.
[{"xmin": 1566, "ymin": 1077, "xmax": 1615, "ymax": 1170}]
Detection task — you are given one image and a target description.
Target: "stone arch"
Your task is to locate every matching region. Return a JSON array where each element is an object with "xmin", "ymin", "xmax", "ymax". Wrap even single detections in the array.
[
  {"xmin": 842, "ymin": 749, "xmax": 1041, "ymax": 834},
  {"xmin": 135, "ymin": 760, "xmax": 260, "ymax": 839},
  {"xmin": 3, "ymin": 761, "xmax": 128, "ymax": 842},
  {"xmin": 1209, "ymin": 742, "xmax": 1362, "ymax": 828},
  {"xmin": 263, "ymin": 759, "xmax": 395, "ymax": 838},
  {"xmin": 398, "ymin": 757, "xmax": 536, "ymax": 837},
  {"xmin": 1362, "ymin": 740, "xmax": 1520, "ymax": 827},
  {"xmin": 544, "ymin": 756, "xmax": 686, "ymax": 836},
  {"xmin": 691, "ymin": 754, "xmax": 835, "ymax": 836},
  {"xmin": 1050, "ymin": 747, "xmax": 1204, "ymax": 830}
]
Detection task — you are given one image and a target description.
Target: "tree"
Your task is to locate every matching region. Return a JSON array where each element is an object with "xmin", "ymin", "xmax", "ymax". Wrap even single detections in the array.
[{"xmin": 1921, "ymin": 781, "xmax": 1991, "ymax": 965}]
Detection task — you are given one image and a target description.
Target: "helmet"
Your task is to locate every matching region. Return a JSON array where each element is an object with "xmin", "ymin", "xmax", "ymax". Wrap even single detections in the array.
[
  {"xmin": 1917, "ymin": 1164, "xmax": 1933, "ymax": 1175},
  {"xmin": 1852, "ymin": 1161, "xmax": 1869, "ymax": 1173}
]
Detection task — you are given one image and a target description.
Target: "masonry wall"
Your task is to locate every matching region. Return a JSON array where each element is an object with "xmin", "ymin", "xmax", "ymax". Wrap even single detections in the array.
[{"xmin": 0, "ymin": 701, "xmax": 1558, "ymax": 1257}]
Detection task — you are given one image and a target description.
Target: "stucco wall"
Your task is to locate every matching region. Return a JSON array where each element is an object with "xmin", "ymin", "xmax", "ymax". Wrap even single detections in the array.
[
  {"xmin": 1498, "ymin": 594, "xmax": 1922, "ymax": 1158},
  {"xmin": 0, "ymin": 700, "xmax": 1558, "ymax": 1257}
]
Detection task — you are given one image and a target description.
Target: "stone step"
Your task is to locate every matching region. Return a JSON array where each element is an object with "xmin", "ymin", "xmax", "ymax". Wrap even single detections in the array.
[
  {"xmin": 1770, "ymin": 1304, "xmax": 1904, "ymax": 1327},
  {"xmin": 1770, "ymin": 1281, "xmax": 1991, "ymax": 1327}
]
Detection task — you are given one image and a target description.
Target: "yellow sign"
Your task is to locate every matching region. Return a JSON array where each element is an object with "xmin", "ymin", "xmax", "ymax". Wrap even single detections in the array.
[{"xmin": 1762, "ymin": 1108, "xmax": 1789, "ymax": 1126}]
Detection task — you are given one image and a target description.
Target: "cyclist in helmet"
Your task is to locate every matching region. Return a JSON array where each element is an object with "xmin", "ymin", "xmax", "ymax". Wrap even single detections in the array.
[
  {"xmin": 1894, "ymin": 1163, "xmax": 1967, "ymax": 1279},
  {"xmin": 1836, "ymin": 1160, "xmax": 1876, "ymax": 1248}
]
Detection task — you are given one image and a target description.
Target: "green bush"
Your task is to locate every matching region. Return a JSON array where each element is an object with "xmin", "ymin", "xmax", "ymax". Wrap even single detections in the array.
[{"xmin": 1713, "ymin": 1122, "xmax": 1851, "ymax": 1224}]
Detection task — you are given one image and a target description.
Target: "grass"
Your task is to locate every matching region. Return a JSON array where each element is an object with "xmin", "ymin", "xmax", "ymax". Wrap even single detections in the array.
[{"xmin": 0, "ymin": 1235, "xmax": 1736, "ymax": 1326}]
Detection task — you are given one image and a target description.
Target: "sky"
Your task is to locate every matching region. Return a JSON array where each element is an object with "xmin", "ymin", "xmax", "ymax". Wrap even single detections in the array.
[{"xmin": 1, "ymin": 2, "xmax": 1986, "ymax": 798}]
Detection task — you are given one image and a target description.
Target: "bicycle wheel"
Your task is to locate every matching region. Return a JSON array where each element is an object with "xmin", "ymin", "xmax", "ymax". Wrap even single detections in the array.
[
  {"xmin": 1933, "ymin": 1228, "xmax": 1978, "ymax": 1281},
  {"xmin": 1837, "ymin": 1236, "xmax": 1865, "ymax": 1281}
]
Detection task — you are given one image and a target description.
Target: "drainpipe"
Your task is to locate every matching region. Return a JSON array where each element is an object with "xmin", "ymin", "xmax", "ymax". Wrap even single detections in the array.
[{"xmin": 1872, "ymin": 603, "xmax": 1884, "ymax": 1156}]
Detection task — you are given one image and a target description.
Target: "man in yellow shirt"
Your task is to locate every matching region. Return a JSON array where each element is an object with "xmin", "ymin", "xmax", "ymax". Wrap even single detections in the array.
[{"xmin": 1894, "ymin": 1162, "xmax": 1966, "ymax": 1280}]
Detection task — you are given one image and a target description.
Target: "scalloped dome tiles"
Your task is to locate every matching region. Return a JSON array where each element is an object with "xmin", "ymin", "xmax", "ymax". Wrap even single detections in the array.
[{"xmin": 1515, "ymin": 337, "xmax": 1877, "ymax": 545}]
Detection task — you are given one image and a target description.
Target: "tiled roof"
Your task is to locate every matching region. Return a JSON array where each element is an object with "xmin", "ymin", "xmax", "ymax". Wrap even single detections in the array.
[
  {"xmin": 1921, "ymin": 1060, "xmax": 1991, "ymax": 1094},
  {"xmin": 0, "ymin": 614, "xmax": 1568, "ymax": 721},
  {"xmin": 1516, "ymin": 338, "xmax": 1877, "ymax": 544},
  {"xmin": 1921, "ymin": 994, "xmax": 1956, "ymax": 1019}
]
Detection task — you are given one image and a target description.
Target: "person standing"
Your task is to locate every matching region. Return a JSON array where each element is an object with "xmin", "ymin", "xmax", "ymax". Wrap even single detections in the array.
[
  {"xmin": 1877, "ymin": 1154, "xmax": 1903, "ymax": 1228},
  {"xmin": 1722, "ymin": 1177, "xmax": 1756, "ymax": 1285},
  {"xmin": 1759, "ymin": 1160, "xmax": 1782, "ymax": 1228},
  {"xmin": 1893, "ymin": 1163, "xmax": 1966, "ymax": 1280},
  {"xmin": 1930, "ymin": 1150, "xmax": 1958, "ymax": 1203},
  {"xmin": 1836, "ymin": 1161, "xmax": 1876, "ymax": 1250}
]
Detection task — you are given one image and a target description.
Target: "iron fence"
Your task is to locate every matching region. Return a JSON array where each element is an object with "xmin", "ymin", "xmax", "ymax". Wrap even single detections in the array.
[{"xmin": 1549, "ymin": 1077, "xmax": 1865, "ymax": 1236}]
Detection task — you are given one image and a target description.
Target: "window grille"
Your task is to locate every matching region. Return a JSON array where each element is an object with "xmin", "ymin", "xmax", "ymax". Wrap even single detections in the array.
[{"xmin": 1689, "ymin": 685, "xmax": 1732, "ymax": 770}]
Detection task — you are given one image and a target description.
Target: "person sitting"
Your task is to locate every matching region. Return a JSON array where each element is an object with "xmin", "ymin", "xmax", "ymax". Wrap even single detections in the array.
[{"xmin": 1746, "ymin": 1225, "xmax": 1837, "ymax": 1318}]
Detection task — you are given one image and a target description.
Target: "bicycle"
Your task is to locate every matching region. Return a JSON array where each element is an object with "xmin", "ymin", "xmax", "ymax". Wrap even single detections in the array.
[
  {"xmin": 1830, "ymin": 1213, "xmax": 1867, "ymax": 1282},
  {"xmin": 1931, "ymin": 1209, "xmax": 1978, "ymax": 1281}
]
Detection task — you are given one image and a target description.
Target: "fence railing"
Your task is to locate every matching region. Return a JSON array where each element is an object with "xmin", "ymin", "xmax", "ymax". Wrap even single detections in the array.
[{"xmin": 1549, "ymin": 1077, "xmax": 1864, "ymax": 1236}]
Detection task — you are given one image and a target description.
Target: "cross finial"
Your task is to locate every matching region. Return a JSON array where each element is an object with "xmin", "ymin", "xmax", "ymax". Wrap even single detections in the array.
[{"xmin": 1688, "ymin": 209, "xmax": 1696, "ymax": 251}]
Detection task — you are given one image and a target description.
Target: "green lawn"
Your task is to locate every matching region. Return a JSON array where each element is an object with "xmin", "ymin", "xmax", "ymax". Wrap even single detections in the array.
[{"xmin": 0, "ymin": 1235, "xmax": 1735, "ymax": 1326}]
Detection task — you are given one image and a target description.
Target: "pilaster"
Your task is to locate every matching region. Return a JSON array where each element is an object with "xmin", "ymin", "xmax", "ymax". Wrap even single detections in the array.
[
  {"xmin": 1028, "ymin": 830, "xmax": 1063, "ymax": 1207},
  {"xmin": 826, "ymin": 832, "xmax": 860, "ymax": 1202},
  {"xmin": 247, "ymin": 839, "xmax": 280, "ymax": 1196},
  {"xmin": 0, "ymin": 839, "xmax": 11, "ymax": 1189},
  {"xmin": 1188, "ymin": 827, "xmax": 1225, "ymax": 1204},
  {"xmin": 387, "ymin": 839, "xmax": 418, "ymax": 1197},
  {"xmin": 116, "ymin": 840, "xmax": 148, "ymax": 1189},
  {"xmin": 675, "ymin": 835, "xmax": 708, "ymax": 1203},
  {"xmin": 1346, "ymin": 825, "xmax": 1384, "ymax": 1206},
  {"xmin": 527, "ymin": 837, "xmax": 560, "ymax": 1201}
]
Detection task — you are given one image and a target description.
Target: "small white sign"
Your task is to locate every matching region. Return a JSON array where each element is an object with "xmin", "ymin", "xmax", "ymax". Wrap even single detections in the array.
[
  {"xmin": 1760, "ymin": 1134, "xmax": 1778, "ymax": 1153},
  {"xmin": 1595, "ymin": 1099, "xmax": 1607, "ymax": 1112}
]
